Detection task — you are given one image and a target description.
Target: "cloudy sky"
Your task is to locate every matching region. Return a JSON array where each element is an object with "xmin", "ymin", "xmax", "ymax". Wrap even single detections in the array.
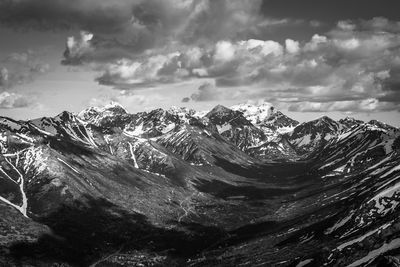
[{"xmin": 1, "ymin": 0, "xmax": 400, "ymax": 126}]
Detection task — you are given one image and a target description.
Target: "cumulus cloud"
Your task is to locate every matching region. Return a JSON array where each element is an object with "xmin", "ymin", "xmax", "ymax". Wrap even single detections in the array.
[
  {"xmin": 189, "ymin": 17, "xmax": 400, "ymax": 112},
  {"xmin": 285, "ymin": 39, "xmax": 300, "ymax": 54},
  {"xmin": 1, "ymin": 0, "xmax": 288, "ymax": 72},
  {"xmin": 214, "ymin": 41, "xmax": 235, "ymax": 62},
  {"xmin": 57, "ymin": 0, "xmax": 272, "ymax": 64},
  {"xmin": 0, "ymin": 92, "xmax": 33, "ymax": 109},
  {"xmin": 3, "ymin": 0, "xmax": 399, "ymax": 113},
  {"xmin": 240, "ymin": 39, "xmax": 283, "ymax": 56},
  {"xmin": 91, "ymin": 38, "xmax": 286, "ymax": 88},
  {"xmin": 94, "ymin": 52, "xmax": 189, "ymax": 87},
  {"xmin": 59, "ymin": 16, "xmax": 400, "ymax": 113},
  {"xmin": 62, "ymin": 31, "xmax": 95, "ymax": 65}
]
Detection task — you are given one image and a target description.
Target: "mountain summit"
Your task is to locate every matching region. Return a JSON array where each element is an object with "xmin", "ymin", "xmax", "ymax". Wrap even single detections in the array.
[
  {"xmin": 231, "ymin": 102, "xmax": 299, "ymax": 133},
  {"xmin": 230, "ymin": 102, "xmax": 276, "ymax": 124}
]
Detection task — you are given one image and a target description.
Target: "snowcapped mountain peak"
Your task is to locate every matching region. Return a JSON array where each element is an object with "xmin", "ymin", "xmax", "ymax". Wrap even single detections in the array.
[
  {"xmin": 102, "ymin": 102, "xmax": 128, "ymax": 114},
  {"xmin": 54, "ymin": 111, "xmax": 75, "ymax": 122},
  {"xmin": 193, "ymin": 110, "xmax": 208, "ymax": 118},
  {"xmin": 205, "ymin": 105, "xmax": 244, "ymax": 126},
  {"xmin": 207, "ymin": 104, "xmax": 232, "ymax": 115},
  {"xmin": 78, "ymin": 102, "xmax": 128, "ymax": 121},
  {"xmin": 313, "ymin": 116, "xmax": 340, "ymax": 128},
  {"xmin": 231, "ymin": 102, "xmax": 274, "ymax": 110},
  {"xmin": 168, "ymin": 106, "xmax": 187, "ymax": 113},
  {"xmin": 147, "ymin": 108, "xmax": 166, "ymax": 117},
  {"xmin": 168, "ymin": 106, "xmax": 195, "ymax": 117},
  {"xmin": 261, "ymin": 111, "xmax": 299, "ymax": 132},
  {"xmin": 288, "ymin": 116, "xmax": 343, "ymax": 153},
  {"xmin": 317, "ymin": 115, "xmax": 333, "ymax": 122},
  {"xmin": 77, "ymin": 102, "xmax": 133, "ymax": 131},
  {"xmin": 206, "ymin": 105, "xmax": 247, "ymax": 125},
  {"xmin": 343, "ymin": 116, "xmax": 357, "ymax": 121},
  {"xmin": 231, "ymin": 102, "xmax": 275, "ymax": 125},
  {"xmin": 77, "ymin": 102, "xmax": 130, "ymax": 126},
  {"xmin": 339, "ymin": 116, "xmax": 364, "ymax": 128},
  {"xmin": 230, "ymin": 102, "xmax": 298, "ymax": 134},
  {"xmin": 77, "ymin": 106, "xmax": 99, "ymax": 121},
  {"xmin": 167, "ymin": 106, "xmax": 201, "ymax": 124}
]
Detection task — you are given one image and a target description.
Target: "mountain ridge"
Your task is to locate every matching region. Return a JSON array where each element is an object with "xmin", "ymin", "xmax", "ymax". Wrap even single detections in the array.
[{"xmin": 1, "ymin": 102, "xmax": 400, "ymax": 266}]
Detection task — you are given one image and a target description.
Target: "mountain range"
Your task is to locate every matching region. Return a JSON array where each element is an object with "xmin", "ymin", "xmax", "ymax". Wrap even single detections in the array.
[{"xmin": 1, "ymin": 102, "xmax": 400, "ymax": 266}]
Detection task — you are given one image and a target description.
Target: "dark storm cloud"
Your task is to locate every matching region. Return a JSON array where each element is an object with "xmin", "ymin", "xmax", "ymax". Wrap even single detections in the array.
[
  {"xmin": 0, "ymin": 0, "xmax": 138, "ymax": 33},
  {"xmin": 181, "ymin": 97, "xmax": 190, "ymax": 103},
  {"xmin": 378, "ymin": 67, "xmax": 400, "ymax": 104},
  {"xmin": 57, "ymin": 0, "xmax": 296, "ymax": 68},
  {"xmin": 257, "ymin": 0, "xmax": 400, "ymax": 42},
  {"xmin": 60, "ymin": 0, "xmax": 271, "ymax": 65},
  {"xmin": 260, "ymin": 0, "xmax": 400, "ymax": 24}
]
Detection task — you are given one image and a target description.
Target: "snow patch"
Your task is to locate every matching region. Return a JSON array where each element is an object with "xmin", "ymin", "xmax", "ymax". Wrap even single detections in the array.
[
  {"xmin": 125, "ymin": 122, "xmax": 145, "ymax": 136},
  {"xmin": 162, "ymin": 123, "xmax": 176, "ymax": 134},
  {"xmin": 294, "ymin": 134, "xmax": 312, "ymax": 147},
  {"xmin": 325, "ymin": 212, "xmax": 354, "ymax": 234},
  {"xmin": 369, "ymin": 179, "xmax": 400, "ymax": 215},
  {"xmin": 57, "ymin": 157, "xmax": 81, "ymax": 174},
  {"xmin": 296, "ymin": 259, "xmax": 313, "ymax": 267},
  {"xmin": 276, "ymin": 126, "xmax": 295, "ymax": 134},
  {"xmin": 336, "ymin": 222, "xmax": 392, "ymax": 251},
  {"xmin": 216, "ymin": 123, "xmax": 232, "ymax": 133},
  {"xmin": 231, "ymin": 102, "xmax": 274, "ymax": 125},
  {"xmin": 128, "ymin": 142, "xmax": 139, "ymax": 168},
  {"xmin": 347, "ymin": 237, "xmax": 400, "ymax": 267}
]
